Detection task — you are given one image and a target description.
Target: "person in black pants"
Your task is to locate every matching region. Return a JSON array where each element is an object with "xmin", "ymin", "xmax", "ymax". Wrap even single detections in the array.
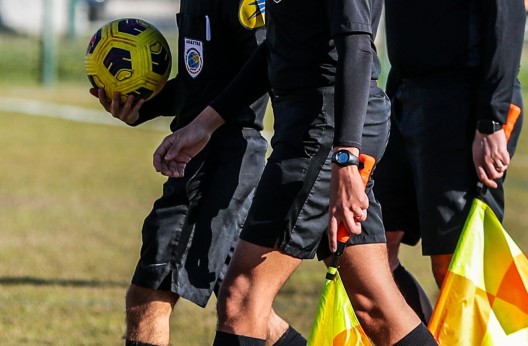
[
  {"xmin": 90, "ymin": 2, "xmax": 299, "ymax": 345},
  {"xmin": 153, "ymin": 0, "xmax": 438, "ymax": 345},
  {"xmin": 374, "ymin": 0, "xmax": 525, "ymax": 323}
]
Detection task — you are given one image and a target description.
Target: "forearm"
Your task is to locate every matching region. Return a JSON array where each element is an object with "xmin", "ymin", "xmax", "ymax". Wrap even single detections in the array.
[
  {"xmin": 192, "ymin": 106, "xmax": 226, "ymax": 134},
  {"xmin": 333, "ymin": 34, "xmax": 372, "ymax": 149},
  {"xmin": 476, "ymin": 0, "xmax": 526, "ymax": 124}
]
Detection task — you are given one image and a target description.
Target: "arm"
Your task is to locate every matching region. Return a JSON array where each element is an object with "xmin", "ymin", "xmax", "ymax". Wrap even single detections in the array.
[
  {"xmin": 153, "ymin": 41, "xmax": 269, "ymax": 178},
  {"xmin": 476, "ymin": 0, "xmax": 525, "ymax": 124},
  {"xmin": 472, "ymin": 0, "xmax": 525, "ymax": 188},
  {"xmin": 153, "ymin": 2, "xmax": 270, "ymax": 178},
  {"xmin": 328, "ymin": 33, "xmax": 373, "ymax": 252},
  {"xmin": 326, "ymin": 0, "xmax": 374, "ymax": 252}
]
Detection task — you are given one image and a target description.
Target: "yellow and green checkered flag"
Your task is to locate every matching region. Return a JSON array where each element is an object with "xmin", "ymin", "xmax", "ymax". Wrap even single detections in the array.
[
  {"xmin": 429, "ymin": 198, "xmax": 528, "ymax": 345},
  {"xmin": 308, "ymin": 268, "xmax": 372, "ymax": 346}
]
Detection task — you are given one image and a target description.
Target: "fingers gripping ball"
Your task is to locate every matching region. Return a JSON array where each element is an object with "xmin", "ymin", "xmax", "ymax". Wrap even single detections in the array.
[{"xmin": 85, "ymin": 18, "xmax": 172, "ymax": 103}]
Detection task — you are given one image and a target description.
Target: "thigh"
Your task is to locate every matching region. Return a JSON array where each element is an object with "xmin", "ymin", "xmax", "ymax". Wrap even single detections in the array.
[
  {"xmin": 336, "ymin": 243, "xmax": 396, "ymax": 302},
  {"xmin": 132, "ymin": 130, "xmax": 267, "ymax": 307},
  {"xmin": 188, "ymin": 128, "xmax": 268, "ymax": 294},
  {"xmin": 131, "ymin": 154, "xmax": 206, "ymax": 292},
  {"xmin": 221, "ymin": 240, "xmax": 303, "ymax": 301},
  {"xmin": 398, "ymin": 79, "xmax": 478, "ymax": 255},
  {"xmin": 240, "ymin": 88, "xmax": 335, "ymax": 259},
  {"xmin": 372, "ymin": 91, "xmax": 421, "ymax": 246},
  {"xmin": 334, "ymin": 243, "xmax": 420, "ymax": 337},
  {"xmin": 176, "ymin": 128, "xmax": 267, "ymax": 305},
  {"xmin": 358, "ymin": 86, "xmax": 395, "ymax": 249}
]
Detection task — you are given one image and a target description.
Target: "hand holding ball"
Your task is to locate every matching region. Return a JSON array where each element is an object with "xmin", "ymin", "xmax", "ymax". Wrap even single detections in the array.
[{"xmin": 85, "ymin": 18, "xmax": 172, "ymax": 104}]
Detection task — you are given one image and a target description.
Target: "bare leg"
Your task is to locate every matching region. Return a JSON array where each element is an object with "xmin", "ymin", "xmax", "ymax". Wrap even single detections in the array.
[
  {"xmin": 125, "ymin": 284, "xmax": 179, "ymax": 346},
  {"xmin": 216, "ymin": 240, "xmax": 302, "ymax": 340},
  {"xmin": 332, "ymin": 243, "xmax": 422, "ymax": 345},
  {"xmin": 126, "ymin": 283, "xmax": 291, "ymax": 346},
  {"xmin": 386, "ymin": 231, "xmax": 405, "ymax": 271},
  {"xmin": 386, "ymin": 231, "xmax": 433, "ymax": 323},
  {"xmin": 431, "ymin": 254, "xmax": 452, "ymax": 288}
]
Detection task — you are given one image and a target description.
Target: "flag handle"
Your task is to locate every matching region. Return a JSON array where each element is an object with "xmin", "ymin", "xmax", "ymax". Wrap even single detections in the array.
[
  {"xmin": 503, "ymin": 104, "xmax": 521, "ymax": 141},
  {"xmin": 326, "ymin": 154, "xmax": 376, "ymax": 280},
  {"xmin": 337, "ymin": 154, "xmax": 376, "ymax": 244}
]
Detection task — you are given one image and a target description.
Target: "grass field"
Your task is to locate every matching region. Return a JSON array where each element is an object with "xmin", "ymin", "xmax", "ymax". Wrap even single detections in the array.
[{"xmin": 0, "ymin": 32, "xmax": 528, "ymax": 345}]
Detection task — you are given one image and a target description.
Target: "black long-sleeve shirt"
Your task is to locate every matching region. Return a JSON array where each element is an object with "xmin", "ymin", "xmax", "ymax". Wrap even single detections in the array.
[
  {"xmin": 133, "ymin": 0, "xmax": 268, "ymax": 131},
  {"xmin": 212, "ymin": 0, "xmax": 384, "ymax": 149},
  {"xmin": 385, "ymin": 0, "xmax": 526, "ymax": 124}
]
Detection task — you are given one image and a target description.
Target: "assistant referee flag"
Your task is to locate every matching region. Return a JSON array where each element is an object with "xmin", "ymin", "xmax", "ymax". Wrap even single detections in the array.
[
  {"xmin": 308, "ymin": 269, "xmax": 372, "ymax": 346},
  {"xmin": 429, "ymin": 198, "xmax": 528, "ymax": 344}
]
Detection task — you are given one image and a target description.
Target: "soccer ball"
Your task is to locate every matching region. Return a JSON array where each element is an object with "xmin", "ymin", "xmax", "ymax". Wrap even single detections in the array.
[{"xmin": 85, "ymin": 18, "xmax": 172, "ymax": 103}]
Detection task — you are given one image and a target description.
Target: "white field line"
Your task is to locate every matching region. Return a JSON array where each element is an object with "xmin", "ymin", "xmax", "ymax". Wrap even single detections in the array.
[
  {"xmin": 0, "ymin": 97, "xmax": 274, "ymax": 141},
  {"xmin": 0, "ymin": 96, "xmax": 164, "ymax": 129},
  {"xmin": 1, "ymin": 97, "xmax": 524, "ymax": 168}
]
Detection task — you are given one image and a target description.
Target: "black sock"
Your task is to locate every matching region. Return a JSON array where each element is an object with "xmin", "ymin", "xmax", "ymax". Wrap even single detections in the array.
[
  {"xmin": 393, "ymin": 264, "xmax": 433, "ymax": 324},
  {"xmin": 125, "ymin": 340, "xmax": 158, "ymax": 346},
  {"xmin": 394, "ymin": 323, "xmax": 438, "ymax": 346},
  {"xmin": 273, "ymin": 325, "xmax": 307, "ymax": 346},
  {"xmin": 212, "ymin": 331, "xmax": 266, "ymax": 346}
]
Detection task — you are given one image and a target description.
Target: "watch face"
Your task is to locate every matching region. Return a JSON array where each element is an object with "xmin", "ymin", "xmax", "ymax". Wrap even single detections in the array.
[
  {"xmin": 332, "ymin": 150, "xmax": 359, "ymax": 166},
  {"xmin": 336, "ymin": 151, "xmax": 349, "ymax": 164}
]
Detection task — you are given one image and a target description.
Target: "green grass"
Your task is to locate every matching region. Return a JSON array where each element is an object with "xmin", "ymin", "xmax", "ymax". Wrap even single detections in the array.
[
  {"xmin": 0, "ymin": 106, "xmax": 325, "ymax": 345},
  {"xmin": 0, "ymin": 33, "xmax": 527, "ymax": 345}
]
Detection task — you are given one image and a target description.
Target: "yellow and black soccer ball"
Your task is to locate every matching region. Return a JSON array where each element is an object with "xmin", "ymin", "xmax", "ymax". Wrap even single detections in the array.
[{"xmin": 85, "ymin": 18, "xmax": 172, "ymax": 103}]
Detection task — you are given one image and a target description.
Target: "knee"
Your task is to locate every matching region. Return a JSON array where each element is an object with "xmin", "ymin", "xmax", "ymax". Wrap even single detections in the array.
[
  {"xmin": 126, "ymin": 284, "xmax": 153, "ymax": 309},
  {"xmin": 125, "ymin": 285, "xmax": 178, "ymax": 345},
  {"xmin": 217, "ymin": 275, "xmax": 272, "ymax": 331},
  {"xmin": 125, "ymin": 284, "xmax": 178, "ymax": 318}
]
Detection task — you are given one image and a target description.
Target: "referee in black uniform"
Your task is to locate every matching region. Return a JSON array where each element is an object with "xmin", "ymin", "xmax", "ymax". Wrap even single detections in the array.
[
  {"xmin": 374, "ymin": 0, "xmax": 525, "ymax": 323},
  {"xmin": 153, "ymin": 0, "xmax": 438, "ymax": 345},
  {"xmin": 91, "ymin": 1, "xmax": 300, "ymax": 345}
]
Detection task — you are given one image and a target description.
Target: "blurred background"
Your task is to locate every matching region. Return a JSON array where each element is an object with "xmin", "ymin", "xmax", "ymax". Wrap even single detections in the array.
[{"xmin": 0, "ymin": 1, "xmax": 527, "ymax": 345}]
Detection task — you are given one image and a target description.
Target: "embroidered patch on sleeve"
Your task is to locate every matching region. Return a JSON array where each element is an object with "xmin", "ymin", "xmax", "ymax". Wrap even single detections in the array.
[
  {"xmin": 184, "ymin": 38, "xmax": 203, "ymax": 78},
  {"xmin": 239, "ymin": 0, "xmax": 266, "ymax": 29}
]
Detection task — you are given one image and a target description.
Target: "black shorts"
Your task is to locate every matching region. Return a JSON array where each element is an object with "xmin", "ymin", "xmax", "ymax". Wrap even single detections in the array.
[
  {"xmin": 131, "ymin": 126, "xmax": 267, "ymax": 307},
  {"xmin": 240, "ymin": 84, "xmax": 391, "ymax": 260},
  {"xmin": 374, "ymin": 75, "xmax": 523, "ymax": 255}
]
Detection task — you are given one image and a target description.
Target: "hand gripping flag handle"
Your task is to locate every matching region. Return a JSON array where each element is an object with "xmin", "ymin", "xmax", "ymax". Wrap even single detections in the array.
[
  {"xmin": 477, "ymin": 103, "xmax": 521, "ymax": 198},
  {"xmin": 336, "ymin": 154, "xmax": 376, "ymax": 244},
  {"xmin": 327, "ymin": 154, "xmax": 376, "ymax": 280}
]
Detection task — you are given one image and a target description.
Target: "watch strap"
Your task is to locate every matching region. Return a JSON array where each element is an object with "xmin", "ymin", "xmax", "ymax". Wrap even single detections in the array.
[{"xmin": 477, "ymin": 120, "xmax": 502, "ymax": 134}]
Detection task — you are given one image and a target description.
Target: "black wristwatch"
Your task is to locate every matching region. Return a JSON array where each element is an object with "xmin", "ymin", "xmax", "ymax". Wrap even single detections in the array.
[
  {"xmin": 476, "ymin": 120, "xmax": 502, "ymax": 134},
  {"xmin": 331, "ymin": 149, "xmax": 360, "ymax": 167}
]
